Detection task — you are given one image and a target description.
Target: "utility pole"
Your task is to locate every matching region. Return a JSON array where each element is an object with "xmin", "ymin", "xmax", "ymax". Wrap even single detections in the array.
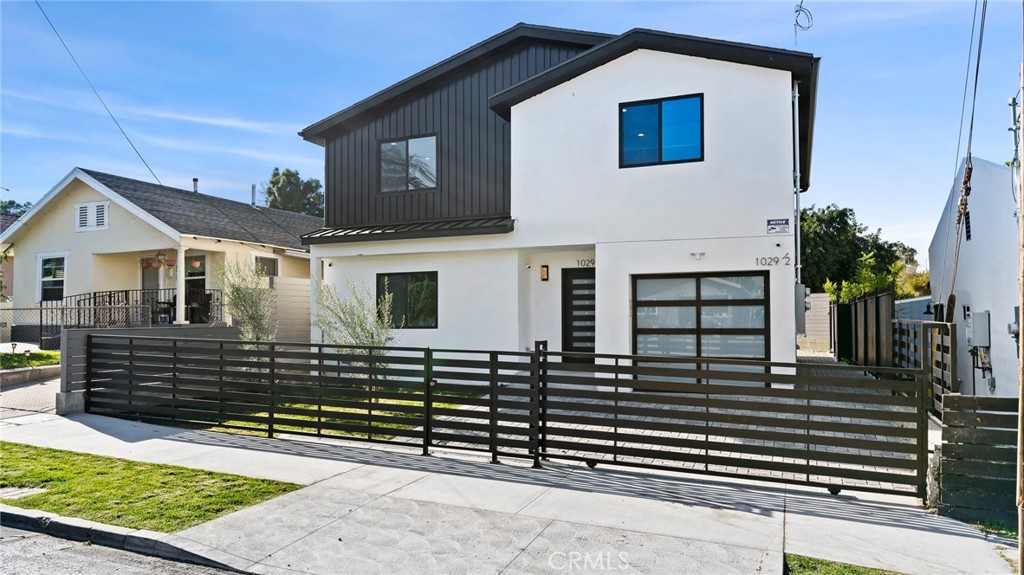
[{"xmin": 1017, "ymin": 59, "xmax": 1023, "ymax": 572}]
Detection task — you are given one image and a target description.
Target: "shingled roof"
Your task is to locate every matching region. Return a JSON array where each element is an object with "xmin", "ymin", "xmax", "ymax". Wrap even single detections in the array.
[{"xmin": 80, "ymin": 169, "xmax": 323, "ymax": 251}]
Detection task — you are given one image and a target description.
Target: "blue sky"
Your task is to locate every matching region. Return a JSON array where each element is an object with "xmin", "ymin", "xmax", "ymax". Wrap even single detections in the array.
[{"xmin": 1, "ymin": 1, "xmax": 1021, "ymax": 264}]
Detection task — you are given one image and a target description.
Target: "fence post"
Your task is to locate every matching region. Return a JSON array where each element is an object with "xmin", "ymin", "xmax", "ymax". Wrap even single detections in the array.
[
  {"xmin": 917, "ymin": 363, "xmax": 930, "ymax": 504},
  {"xmin": 127, "ymin": 337, "xmax": 134, "ymax": 416},
  {"xmin": 530, "ymin": 341, "xmax": 543, "ymax": 469},
  {"xmin": 538, "ymin": 340, "xmax": 548, "ymax": 461},
  {"xmin": 423, "ymin": 348, "xmax": 433, "ymax": 456},
  {"xmin": 168, "ymin": 339, "xmax": 178, "ymax": 421},
  {"xmin": 613, "ymin": 356, "xmax": 620, "ymax": 464},
  {"xmin": 84, "ymin": 334, "xmax": 93, "ymax": 413},
  {"xmin": 267, "ymin": 342, "xmax": 276, "ymax": 439},
  {"xmin": 489, "ymin": 351, "xmax": 498, "ymax": 464}
]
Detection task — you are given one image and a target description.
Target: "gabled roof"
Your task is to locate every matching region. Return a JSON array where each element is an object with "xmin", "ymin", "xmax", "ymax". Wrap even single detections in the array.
[
  {"xmin": 0, "ymin": 168, "xmax": 322, "ymax": 252},
  {"xmin": 488, "ymin": 28, "xmax": 819, "ymax": 191},
  {"xmin": 299, "ymin": 23, "xmax": 612, "ymax": 145}
]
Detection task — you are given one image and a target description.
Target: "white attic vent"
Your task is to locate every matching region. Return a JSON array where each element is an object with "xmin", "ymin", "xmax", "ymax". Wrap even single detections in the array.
[{"xmin": 75, "ymin": 201, "xmax": 110, "ymax": 231}]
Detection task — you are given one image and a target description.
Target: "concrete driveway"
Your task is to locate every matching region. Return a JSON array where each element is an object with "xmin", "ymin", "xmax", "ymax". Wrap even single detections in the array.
[{"xmin": 0, "ymin": 377, "xmax": 58, "ymax": 417}]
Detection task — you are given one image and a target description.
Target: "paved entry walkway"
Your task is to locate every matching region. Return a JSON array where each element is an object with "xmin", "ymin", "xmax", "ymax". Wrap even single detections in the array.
[
  {"xmin": 1, "ymin": 412, "xmax": 1014, "ymax": 574},
  {"xmin": 0, "ymin": 377, "xmax": 58, "ymax": 417}
]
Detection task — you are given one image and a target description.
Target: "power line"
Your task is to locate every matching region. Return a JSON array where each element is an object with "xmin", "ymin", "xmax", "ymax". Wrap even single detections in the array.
[
  {"xmin": 948, "ymin": 0, "xmax": 989, "ymax": 304},
  {"xmin": 34, "ymin": 1, "xmax": 162, "ymax": 185},
  {"xmin": 938, "ymin": 0, "xmax": 981, "ymax": 310},
  {"xmin": 793, "ymin": 0, "xmax": 813, "ymax": 47}
]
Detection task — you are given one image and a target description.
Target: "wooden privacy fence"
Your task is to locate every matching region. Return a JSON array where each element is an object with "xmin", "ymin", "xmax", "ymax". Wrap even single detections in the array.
[
  {"xmin": 831, "ymin": 292, "xmax": 894, "ymax": 367},
  {"xmin": 940, "ymin": 394, "xmax": 1017, "ymax": 526},
  {"xmin": 893, "ymin": 320, "xmax": 957, "ymax": 416},
  {"xmin": 84, "ymin": 335, "xmax": 930, "ymax": 499}
]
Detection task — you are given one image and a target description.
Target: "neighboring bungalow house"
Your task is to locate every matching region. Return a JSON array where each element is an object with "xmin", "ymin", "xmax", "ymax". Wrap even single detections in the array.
[
  {"xmin": 929, "ymin": 157, "xmax": 1017, "ymax": 396},
  {"xmin": 0, "ymin": 214, "xmax": 15, "ymax": 300},
  {"xmin": 0, "ymin": 168, "xmax": 322, "ymax": 341},
  {"xmin": 300, "ymin": 23, "xmax": 818, "ymax": 366}
]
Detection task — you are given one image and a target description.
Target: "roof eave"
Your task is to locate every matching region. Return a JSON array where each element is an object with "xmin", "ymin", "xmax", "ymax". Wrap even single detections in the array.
[
  {"xmin": 300, "ymin": 24, "xmax": 612, "ymax": 143},
  {"xmin": 301, "ymin": 219, "xmax": 514, "ymax": 245}
]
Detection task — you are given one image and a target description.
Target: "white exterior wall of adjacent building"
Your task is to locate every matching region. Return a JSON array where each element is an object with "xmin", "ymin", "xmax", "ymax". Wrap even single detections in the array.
[
  {"xmin": 311, "ymin": 48, "xmax": 802, "ymax": 361},
  {"xmin": 929, "ymin": 158, "xmax": 1018, "ymax": 397}
]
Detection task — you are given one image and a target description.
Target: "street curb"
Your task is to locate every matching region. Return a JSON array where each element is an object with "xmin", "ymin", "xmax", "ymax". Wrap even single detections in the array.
[
  {"xmin": 1, "ymin": 365, "xmax": 61, "ymax": 387},
  {"xmin": 0, "ymin": 504, "xmax": 256, "ymax": 573}
]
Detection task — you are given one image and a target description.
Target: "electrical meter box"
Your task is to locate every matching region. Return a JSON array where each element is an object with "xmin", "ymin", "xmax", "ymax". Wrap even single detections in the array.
[{"xmin": 967, "ymin": 310, "xmax": 991, "ymax": 347}]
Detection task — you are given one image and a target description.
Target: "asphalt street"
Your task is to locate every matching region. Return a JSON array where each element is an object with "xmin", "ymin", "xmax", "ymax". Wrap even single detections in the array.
[{"xmin": 0, "ymin": 526, "xmax": 233, "ymax": 575}]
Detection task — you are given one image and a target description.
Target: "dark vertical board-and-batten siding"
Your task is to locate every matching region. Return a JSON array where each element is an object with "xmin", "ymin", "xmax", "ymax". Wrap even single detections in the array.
[{"xmin": 325, "ymin": 42, "xmax": 587, "ymax": 227}]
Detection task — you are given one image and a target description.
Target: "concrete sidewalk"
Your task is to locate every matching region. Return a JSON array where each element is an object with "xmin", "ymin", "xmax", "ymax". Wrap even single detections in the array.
[{"xmin": 0, "ymin": 413, "xmax": 1014, "ymax": 575}]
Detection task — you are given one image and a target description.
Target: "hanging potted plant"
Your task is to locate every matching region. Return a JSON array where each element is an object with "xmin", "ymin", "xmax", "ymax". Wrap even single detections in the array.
[
  {"xmin": 190, "ymin": 259, "xmax": 202, "ymax": 270},
  {"xmin": 141, "ymin": 258, "xmax": 151, "ymax": 269},
  {"xmin": 165, "ymin": 258, "xmax": 177, "ymax": 268},
  {"xmin": 152, "ymin": 259, "xmax": 163, "ymax": 269}
]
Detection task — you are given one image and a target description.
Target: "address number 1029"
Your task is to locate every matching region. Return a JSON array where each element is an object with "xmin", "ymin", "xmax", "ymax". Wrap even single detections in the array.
[{"xmin": 756, "ymin": 254, "xmax": 791, "ymax": 266}]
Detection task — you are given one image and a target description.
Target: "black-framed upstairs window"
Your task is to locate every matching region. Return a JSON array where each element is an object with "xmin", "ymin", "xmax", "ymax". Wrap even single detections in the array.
[
  {"xmin": 377, "ymin": 271, "xmax": 438, "ymax": 329},
  {"xmin": 620, "ymin": 94, "xmax": 703, "ymax": 168},
  {"xmin": 380, "ymin": 135, "xmax": 438, "ymax": 192}
]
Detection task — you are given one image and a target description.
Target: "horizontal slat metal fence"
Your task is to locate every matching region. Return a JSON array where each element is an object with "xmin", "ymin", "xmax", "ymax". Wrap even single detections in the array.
[
  {"xmin": 538, "ymin": 347, "xmax": 926, "ymax": 497},
  {"xmin": 940, "ymin": 394, "xmax": 1017, "ymax": 526},
  {"xmin": 86, "ymin": 335, "xmax": 926, "ymax": 498}
]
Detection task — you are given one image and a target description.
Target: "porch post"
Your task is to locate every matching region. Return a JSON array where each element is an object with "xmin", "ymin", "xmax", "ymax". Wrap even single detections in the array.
[{"xmin": 174, "ymin": 244, "xmax": 188, "ymax": 324}]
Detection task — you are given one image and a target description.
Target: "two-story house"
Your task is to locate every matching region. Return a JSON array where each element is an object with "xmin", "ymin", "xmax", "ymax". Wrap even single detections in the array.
[{"xmin": 300, "ymin": 23, "xmax": 819, "ymax": 366}]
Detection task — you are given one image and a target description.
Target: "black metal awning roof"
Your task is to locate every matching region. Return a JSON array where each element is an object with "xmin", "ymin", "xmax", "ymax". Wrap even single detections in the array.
[{"xmin": 301, "ymin": 216, "xmax": 514, "ymax": 245}]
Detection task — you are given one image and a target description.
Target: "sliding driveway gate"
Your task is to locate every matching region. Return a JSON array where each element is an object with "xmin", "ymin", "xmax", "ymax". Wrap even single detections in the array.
[{"xmin": 85, "ymin": 335, "xmax": 929, "ymax": 499}]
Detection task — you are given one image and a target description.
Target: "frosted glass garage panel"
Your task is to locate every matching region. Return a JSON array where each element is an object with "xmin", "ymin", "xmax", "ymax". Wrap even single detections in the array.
[
  {"xmin": 700, "ymin": 276, "xmax": 764, "ymax": 300},
  {"xmin": 636, "ymin": 334, "xmax": 696, "ymax": 357},
  {"xmin": 636, "ymin": 278, "xmax": 696, "ymax": 301},
  {"xmin": 701, "ymin": 306, "xmax": 765, "ymax": 329},
  {"xmin": 701, "ymin": 335, "xmax": 765, "ymax": 358},
  {"xmin": 636, "ymin": 306, "xmax": 696, "ymax": 329}
]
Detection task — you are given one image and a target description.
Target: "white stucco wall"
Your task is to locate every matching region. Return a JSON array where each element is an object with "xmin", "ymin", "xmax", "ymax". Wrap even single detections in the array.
[
  {"xmin": 511, "ymin": 49, "xmax": 796, "ymax": 248},
  {"xmin": 929, "ymin": 158, "xmax": 1018, "ymax": 396},
  {"xmin": 317, "ymin": 249, "xmax": 521, "ymax": 351}
]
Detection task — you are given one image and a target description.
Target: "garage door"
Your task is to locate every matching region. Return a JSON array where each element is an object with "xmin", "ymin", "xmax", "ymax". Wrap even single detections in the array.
[{"xmin": 633, "ymin": 271, "xmax": 769, "ymax": 378}]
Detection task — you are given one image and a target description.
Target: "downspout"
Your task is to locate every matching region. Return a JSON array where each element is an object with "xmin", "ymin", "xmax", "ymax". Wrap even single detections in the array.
[{"xmin": 793, "ymin": 79, "xmax": 802, "ymax": 284}]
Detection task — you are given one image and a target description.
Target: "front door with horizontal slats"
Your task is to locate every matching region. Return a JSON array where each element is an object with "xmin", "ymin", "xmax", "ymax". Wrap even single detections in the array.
[{"xmin": 562, "ymin": 268, "xmax": 596, "ymax": 363}]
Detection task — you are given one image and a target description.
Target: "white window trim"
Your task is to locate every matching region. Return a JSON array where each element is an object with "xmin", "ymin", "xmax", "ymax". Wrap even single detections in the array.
[
  {"xmin": 36, "ymin": 251, "xmax": 69, "ymax": 303},
  {"xmin": 74, "ymin": 201, "xmax": 110, "ymax": 232},
  {"xmin": 251, "ymin": 252, "xmax": 281, "ymax": 277}
]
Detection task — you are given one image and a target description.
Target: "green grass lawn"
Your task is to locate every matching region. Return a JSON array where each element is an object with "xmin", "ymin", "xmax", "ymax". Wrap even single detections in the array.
[
  {"xmin": 1, "ymin": 351, "xmax": 61, "ymax": 370},
  {"xmin": 0, "ymin": 442, "xmax": 299, "ymax": 532},
  {"xmin": 785, "ymin": 555, "xmax": 902, "ymax": 575}
]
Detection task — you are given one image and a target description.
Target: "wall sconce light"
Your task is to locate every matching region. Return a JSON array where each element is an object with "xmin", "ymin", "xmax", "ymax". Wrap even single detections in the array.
[
  {"xmin": 540, "ymin": 265, "xmax": 549, "ymax": 281},
  {"xmin": 690, "ymin": 252, "xmax": 706, "ymax": 260}
]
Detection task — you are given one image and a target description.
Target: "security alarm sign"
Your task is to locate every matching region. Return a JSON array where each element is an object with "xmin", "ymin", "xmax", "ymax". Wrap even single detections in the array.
[{"xmin": 767, "ymin": 218, "xmax": 790, "ymax": 234}]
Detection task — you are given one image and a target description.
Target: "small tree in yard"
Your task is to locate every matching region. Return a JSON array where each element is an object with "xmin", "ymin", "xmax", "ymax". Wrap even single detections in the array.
[
  {"xmin": 217, "ymin": 259, "xmax": 277, "ymax": 342},
  {"xmin": 314, "ymin": 278, "xmax": 396, "ymax": 349},
  {"xmin": 314, "ymin": 279, "xmax": 397, "ymax": 393}
]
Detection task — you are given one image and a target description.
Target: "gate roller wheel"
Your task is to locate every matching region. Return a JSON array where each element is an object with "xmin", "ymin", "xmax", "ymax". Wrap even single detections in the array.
[
  {"xmin": 828, "ymin": 487, "xmax": 841, "ymax": 495},
  {"xmin": 586, "ymin": 460, "xmax": 598, "ymax": 469}
]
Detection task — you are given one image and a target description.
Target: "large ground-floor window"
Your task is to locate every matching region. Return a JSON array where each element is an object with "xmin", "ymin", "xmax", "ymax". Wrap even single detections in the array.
[
  {"xmin": 633, "ymin": 271, "xmax": 769, "ymax": 369},
  {"xmin": 377, "ymin": 271, "xmax": 438, "ymax": 329}
]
